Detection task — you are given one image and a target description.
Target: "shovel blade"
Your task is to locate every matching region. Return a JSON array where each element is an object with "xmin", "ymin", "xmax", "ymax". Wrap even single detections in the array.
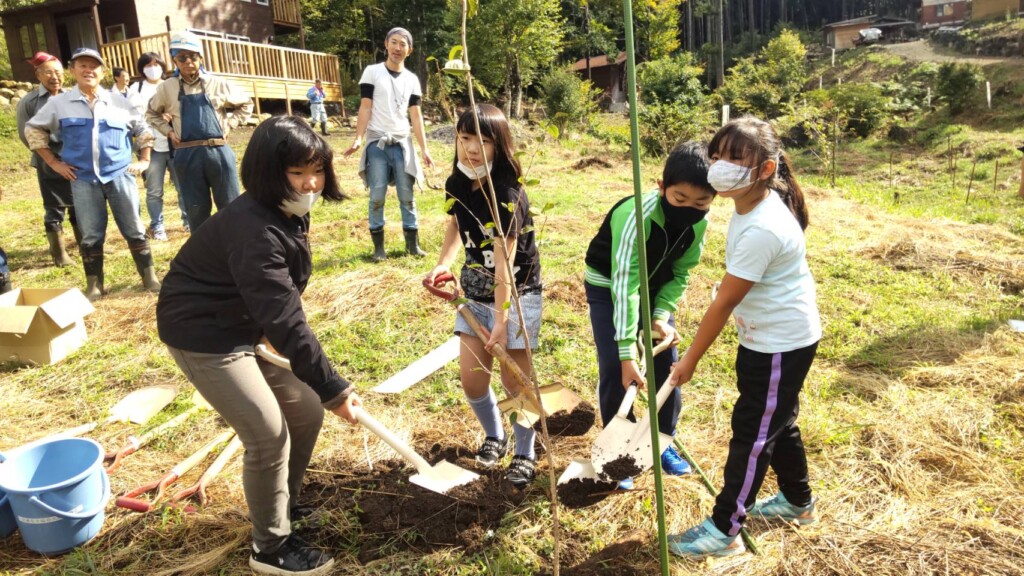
[
  {"xmin": 558, "ymin": 458, "xmax": 600, "ymax": 485},
  {"xmin": 622, "ymin": 431, "xmax": 676, "ymax": 473},
  {"xmin": 410, "ymin": 460, "xmax": 480, "ymax": 495},
  {"xmin": 590, "ymin": 419, "xmax": 640, "ymax": 473},
  {"xmin": 109, "ymin": 385, "xmax": 178, "ymax": 424},
  {"xmin": 497, "ymin": 383, "xmax": 584, "ymax": 426}
]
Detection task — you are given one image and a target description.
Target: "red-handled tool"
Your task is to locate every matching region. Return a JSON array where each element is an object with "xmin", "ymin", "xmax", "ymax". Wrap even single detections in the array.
[
  {"xmin": 116, "ymin": 429, "xmax": 235, "ymax": 513},
  {"xmin": 169, "ymin": 435, "xmax": 243, "ymax": 508}
]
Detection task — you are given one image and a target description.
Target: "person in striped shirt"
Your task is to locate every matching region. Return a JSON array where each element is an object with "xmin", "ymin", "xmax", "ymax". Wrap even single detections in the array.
[{"xmin": 583, "ymin": 141, "xmax": 716, "ymax": 487}]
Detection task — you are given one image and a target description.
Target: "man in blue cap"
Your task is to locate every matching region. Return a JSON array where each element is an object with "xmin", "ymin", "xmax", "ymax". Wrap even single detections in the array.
[
  {"xmin": 24, "ymin": 47, "xmax": 158, "ymax": 301},
  {"xmin": 146, "ymin": 31, "xmax": 253, "ymax": 231}
]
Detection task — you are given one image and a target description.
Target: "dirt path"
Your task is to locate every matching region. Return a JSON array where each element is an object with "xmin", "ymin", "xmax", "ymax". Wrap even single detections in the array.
[{"xmin": 883, "ymin": 39, "xmax": 1018, "ymax": 64}]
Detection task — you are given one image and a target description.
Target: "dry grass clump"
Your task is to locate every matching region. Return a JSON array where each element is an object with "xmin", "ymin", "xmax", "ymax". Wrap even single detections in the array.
[{"xmin": 863, "ymin": 239, "xmax": 1024, "ymax": 295}]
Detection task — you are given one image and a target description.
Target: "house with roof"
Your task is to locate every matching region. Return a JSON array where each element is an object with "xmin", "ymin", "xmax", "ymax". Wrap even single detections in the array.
[
  {"xmin": 571, "ymin": 52, "xmax": 626, "ymax": 106},
  {"xmin": 822, "ymin": 15, "xmax": 917, "ymax": 50},
  {"xmin": 920, "ymin": 0, "xmax": 968, "ymax": 28},
  {"xmin": 1, "ymin": 0, "xmax": 338, "ymax": 113},
  {"xmin": 971, "ymin": 0, "xmax": 1023, "ymax": 21}
]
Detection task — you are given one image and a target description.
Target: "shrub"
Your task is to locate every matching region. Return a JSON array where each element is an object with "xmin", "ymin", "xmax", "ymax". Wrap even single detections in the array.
[
  {"xmin": 829, "ymin": 83, "xmax": 889, "ymax": 138},
  {"xmin": 0, "ymin": 109, "xmax": 17, "ymax": 139},
  {"xmin": 637, "ymin": 53, "xmax": 705, "ymax": 108},
  {"xmin": 718, "ymin": 29, "xmax": 808, "ymax": 118},
  {"xmin": 638, "ymin": 102, "xmax": 714, "ymax": 157},
  {"xmin": 936, "ymin": 62, "xmax": 983, "ymax": 115},
  {"xmin": 540, "ymin": 68, "xmax": 598, "ymax": 136}
]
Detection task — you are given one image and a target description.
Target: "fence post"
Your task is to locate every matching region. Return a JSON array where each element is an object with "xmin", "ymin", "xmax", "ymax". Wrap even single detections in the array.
[
  {"xmin": 986, "ymin": 81, "xmax": 992, "ymax": 109},
  {"xmin": 721, "ymin": 104, "xmax": 730, "ymax": 126}
]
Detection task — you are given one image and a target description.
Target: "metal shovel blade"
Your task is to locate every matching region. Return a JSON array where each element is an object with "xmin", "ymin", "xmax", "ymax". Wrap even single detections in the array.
[
  {"xmin": 558, "ymin": 458, "xmax": 600, "ymax": 485},
  {"xmin": 618, "ymin": 428, "xmax": 675, "ymax": 477},
  {"xmin": 497, "ymin": 383, "xmax": 582, "ymax": 426},
  {"xmin": 410, "ymin": 460, "xmax": 480, "ymax": 494},
  {"xmin": 590, "ymin": 384, "xmax": 639, "ymax": 476},
  {"xmin": 108, "ymin": 385, "xmax": 179, "ymax": 424}
]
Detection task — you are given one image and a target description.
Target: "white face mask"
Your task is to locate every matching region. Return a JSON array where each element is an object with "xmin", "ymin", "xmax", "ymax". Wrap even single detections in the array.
[
  {"xmin": 143, "ymin": 65, "xmax": 163, "ymax": 81},
  {"xmin": 707, "ymin": 160, "xmax": 756, "ymax": 193},
  {"xmin": 457, "ymin": 160, "xmax": 489, "ymax": 181},
  {"xmin": 281, "ymin": 191, "xmax": 322, "ymax": 218}
]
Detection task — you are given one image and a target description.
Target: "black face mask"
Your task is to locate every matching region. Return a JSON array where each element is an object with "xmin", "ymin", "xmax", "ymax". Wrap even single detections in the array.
[{"xmin": 661, "ymin": 196, "xmax": 708, "ymax": 231}]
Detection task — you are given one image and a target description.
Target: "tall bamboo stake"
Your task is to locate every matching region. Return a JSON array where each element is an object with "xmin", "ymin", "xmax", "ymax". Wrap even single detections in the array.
[{"xmin": 621, "ymin": 1, "xmax": 669, "ymax": 573}]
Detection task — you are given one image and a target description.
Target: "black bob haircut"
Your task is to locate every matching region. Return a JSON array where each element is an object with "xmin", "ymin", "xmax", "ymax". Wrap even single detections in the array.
[
  {"xmin": 662, "ymin": 140, "xmax": 715, "ymax": 195},
  {"xmin": 453, "ymin": 104, "xmax": 521, "ymax": 185},
  {"xmin": 136, "ymin": 52, "xmax": 165, "ymax": 76},
  {"xmin": 241, "ymin": 115, "xmax": 347, "ymax": 208},
  {"xmin": 112, "ymin": 67, "xmax": 128, "ymax": 79}
]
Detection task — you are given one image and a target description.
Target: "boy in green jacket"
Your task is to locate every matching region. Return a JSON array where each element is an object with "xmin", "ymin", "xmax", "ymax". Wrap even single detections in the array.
[{"xmin": 584, "ymin": 141, "xmax": 716, "ymax": 486}]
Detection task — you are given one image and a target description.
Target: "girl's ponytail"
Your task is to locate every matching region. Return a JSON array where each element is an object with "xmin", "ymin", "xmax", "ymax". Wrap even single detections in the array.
[{"xmin": 773, "ymin": 152, "xmax": 809, "ymax": 230}]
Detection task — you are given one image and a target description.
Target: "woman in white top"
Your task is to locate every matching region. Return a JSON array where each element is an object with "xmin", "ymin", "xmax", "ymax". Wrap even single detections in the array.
[
  {"xmin": 129, "ymin": 52, "xmax": 185, "ymax": 239},
  {"xmin": 667, "ymin": 116, "xmax": 822, "ymax": 558}
]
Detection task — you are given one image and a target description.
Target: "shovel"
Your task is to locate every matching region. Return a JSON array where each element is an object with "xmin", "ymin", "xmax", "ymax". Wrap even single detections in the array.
[
  {"xmin": 423, "ymin": 273, "xmax": 585, "ymax": 426},
  {"xmin": 40, "ymin": 384, "xmax": 179, "ymax": 442},
  {"xmin": 370, "ymin": 336, "xmax": 461, "ymax": 394},
  {"xmin": 254, "ymin": 340, "xmax": 478, "ymax": 495},
  {"xmin": 596, "ymin": 380, "xmax": 676, "ymax": 481},
  {"xmin": 557, "ymin": 337, "xmax": 673, "ymax": 485},
  {"xmin": 169, "ymin": 435, "xmax": 244, "ymax": 508},
  {"xmin": 355, "ymin": 406, "xmax": 479, "ymax": 495},
  {"xmin": 105, "ymin": 390, "xmax": 211, "ymax": 473}
]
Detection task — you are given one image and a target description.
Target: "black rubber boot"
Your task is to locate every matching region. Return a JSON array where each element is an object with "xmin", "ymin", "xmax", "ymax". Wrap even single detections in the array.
[
  {"xmin": 0, "ymin": 271, "xmax": 11, "ymax": 294},
  {"xmin": 370, "ymin": 229, "xmax": 387, "ymax": 262},
  {"xmin": 46, "ymin": 229, "xmax": 73, "ymax": 267},
  {"xmin": 130, "ymin": 242, "xmax": 161, "ymax": 293},
  {"xmin": 321, "ymin": 122, "xmax": 329, "ymax": 136},
  {"xmin": 403, "ymin": 228, "xmax": 427, "ymax": 257},
  {"xmin": 81, "ymin": 250, "xmax": 104, "ymax": 302}
]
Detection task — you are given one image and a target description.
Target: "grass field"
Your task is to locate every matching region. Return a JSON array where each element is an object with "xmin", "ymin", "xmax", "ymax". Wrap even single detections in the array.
[{"xmin": 0, "ymin": 106, "xmax": 1022, "ymax": 575}]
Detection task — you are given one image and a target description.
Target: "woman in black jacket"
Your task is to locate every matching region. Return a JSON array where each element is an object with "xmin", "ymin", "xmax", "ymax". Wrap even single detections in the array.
[{"xmin": 157, "ymin": 116, "xmax": 359, "ymax": 576}]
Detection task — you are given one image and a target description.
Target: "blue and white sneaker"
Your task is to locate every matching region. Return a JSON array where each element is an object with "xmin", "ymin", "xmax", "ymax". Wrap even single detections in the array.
[
  {"xmin": 668, "ymin": 518, "xmax": 745, "ymax": 559},
  {"xmin": 661, "ymin": 446, "xmax": 692, "ymax": 476},
  {"xmin": 617, "ymin": 477, "xmax": 634, "ymax": 490},
  {"xmin": 749, "ymin": 492, "xmax": 818, "ymax": 525}
]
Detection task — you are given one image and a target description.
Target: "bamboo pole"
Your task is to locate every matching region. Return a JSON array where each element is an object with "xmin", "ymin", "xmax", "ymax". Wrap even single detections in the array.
[{"xmin": 621, "ymin": 1, "xmax": 669, "ymax": 573}]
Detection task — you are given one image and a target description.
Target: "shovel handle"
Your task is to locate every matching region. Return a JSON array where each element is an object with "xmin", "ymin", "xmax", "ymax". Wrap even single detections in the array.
[
  {"xmin": 455, "ymin": 307, "xmax": 542, "ymax": 408},
  {"xmin": 422, "ymin": 272, "xmax": 459, "ymax": 302},
  {"xmin": 627, "ymin": 381, "xmax": 677, "ymax": 445},
  {"xmin": 616, "ymin": 384, "xmax": 638, "ymax": 419},
  {"xmin": 354, "ymin": 407, "xmax": 432, "ymax": 474},
  {"xmin": 106, "ymin": 406, "xmax": 201, "ymax": 473}
]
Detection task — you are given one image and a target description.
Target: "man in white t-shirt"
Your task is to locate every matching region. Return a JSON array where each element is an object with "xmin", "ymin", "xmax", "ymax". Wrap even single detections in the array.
[{"xmin": 344, "ymin": 27, "xmax": 433, "ymax": 262}]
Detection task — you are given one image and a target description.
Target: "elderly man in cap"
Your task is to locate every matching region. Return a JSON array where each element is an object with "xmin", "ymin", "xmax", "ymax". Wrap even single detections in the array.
[
  {"xmin": 16, "ymin": 51, "xmax": 79, "ymax": 267},
  {"xmin": 344, "ymin": 27, "xmax": 433, "ymax": 261},
  {"xmin": 24, "ymin": 47, "xmax": 158, "ymax": 301},
  {"xmin": 147, "ymin": 30, "xmax": 252, "ymax": 231}
]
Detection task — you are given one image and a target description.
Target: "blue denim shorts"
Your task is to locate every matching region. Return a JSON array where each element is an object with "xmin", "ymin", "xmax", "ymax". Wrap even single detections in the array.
[{"xmin": 454, "ymin": 291, "xmax": 542, "ymax": 350}]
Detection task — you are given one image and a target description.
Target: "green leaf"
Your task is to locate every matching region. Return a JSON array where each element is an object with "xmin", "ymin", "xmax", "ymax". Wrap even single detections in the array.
[
  {"xmin": 514, "ymin": 151, "xmax": 526, "ymax": 159},
  {"xmin": 467, "ymin": 263, "xmax": 483, "ymax": 269},
  {"xmin": 502, "ymin": 301, "xmax": 511, "ymax": 310},
  {"xmin": 543, "ymin": 202, "xmax": 555, "ymax": 212},
  {"xmin": 545, "ymin": 123, "xmax": 560, "ymax": 140},
  {"xmin": 426, "ymin": 56, "xmax": 437, "ymax": 62},
  {"xmin": 521, "ymin": 225, "xmax": 534, "ymax": 234},
  {"xmin": 453, "ymin": 297, "xmax": 469, "ymax": 306},
  {"xmin": 444, "ymin": 198, "xmax": 456, "ymax": 211},
  {"xmin": 448, "ymin": 45, "xmax": 464, "ymax": 62},
  {"xmin": 523, "ymin": 178, "xmax": 540, "ymax": 187},
  {"xmin": 505, "ymin": 202, "xmax": 515, "ymax": 212},
  {"xmin": 528, "ymin": 206, "xmax": 543, "ymax": 217},
  {"xmin": 484, "ymin": 222, "xmax": 495, "ymax": 229},
  {"xmin": 480, "ymin": 238, "xmax": 493, "ymax": 248}
]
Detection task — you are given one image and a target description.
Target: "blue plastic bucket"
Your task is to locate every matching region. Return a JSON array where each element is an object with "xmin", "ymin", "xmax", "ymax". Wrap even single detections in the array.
[
  {"xmin": 0, "ymin": 452, "xmax": 16, "ymax": 538},
  {"xmin": 0, "ymin": 438, "xmax": 109, "ymax": 555}
]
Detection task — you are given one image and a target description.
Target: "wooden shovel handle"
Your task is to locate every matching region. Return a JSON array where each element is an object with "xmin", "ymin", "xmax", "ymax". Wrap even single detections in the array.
[
  {"xmin": 354, "ymin": 407, "xmax": 432, "ymax": 473},
  {"xmin": 106, "ymin": 406, "xmax": 201, "ymax": 473}
]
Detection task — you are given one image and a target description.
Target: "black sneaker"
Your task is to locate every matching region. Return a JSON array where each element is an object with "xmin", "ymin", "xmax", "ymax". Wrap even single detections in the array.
[
  {"xmin": 249, "ymin": 534, "xmax": 335, "ymax": 576},
  {"xmin": 505, "ymin": 455, "xmax": 536, "ymax": 487},
  {"xmin": 475, "ymin": 436, "xmax": 509, "ymax": 468}
]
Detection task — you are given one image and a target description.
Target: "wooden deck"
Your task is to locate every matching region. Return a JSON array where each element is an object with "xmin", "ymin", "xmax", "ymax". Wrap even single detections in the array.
[
  {"xmin": 273, "ymin": 0, "xmax": 302, "ymax": 27},
  {"xmin": 100, "ymin": 33, "xmax": 342, "ymax": 114}
]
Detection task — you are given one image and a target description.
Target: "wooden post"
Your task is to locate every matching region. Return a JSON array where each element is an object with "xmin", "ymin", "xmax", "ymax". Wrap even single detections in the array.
[
  {"xmin": 281, "ymin": 50, "xmax": 292, "ymax": 115},
  {"xmin": 965, "ymin": 157, "xmax": 978, "ymax": 205},
  {"xmin": 252, "ymin": 80, "xmax": 261, "ymax": 117},
  {"xmin": 992, "ymin": 160, "xmax": 999, "ymax": 194},
  {"xmin": 1018, "ymin": 157, "xmax": 1024, "ymax": 199},
  {"xmin": 91, "ymin": 4, "xmax": 103, "ymax": 46}
]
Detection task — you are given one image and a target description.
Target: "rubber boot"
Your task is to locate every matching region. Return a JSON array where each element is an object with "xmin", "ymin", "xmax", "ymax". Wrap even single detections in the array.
[
  {"xmin": 403, "ymin": 228, "xmax": 427, "ymax": 257},
  {"xmin": 131, "ymin": 244, "xmax": 161, "ymax": 293},
  {"xmin": 321, "ymin": 121, "xmax": 329, "ymax": 136},
  {"xmin": 0, "ymin": 271, "xmax": 11, "ymax": 294},
  {"xmin": 46, "ymin": 229, "xmax": 73, "ymax": 267},
  {"xmin": 370, "ymin": 229, "xmax": 387, "ymax": 262},
  {"xmin": 82, "ymin": 251, "xmax": 104, "ymax": 302}
]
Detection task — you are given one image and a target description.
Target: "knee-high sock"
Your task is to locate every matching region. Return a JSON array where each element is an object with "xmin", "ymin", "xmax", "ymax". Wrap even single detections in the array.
[
  {"xmin": 466, "ymin": 388, "xmax": 505, "ymax": 440},
  {"xmin": 512, "ymin": 421, "xmax": 536, "ymax": 460}
]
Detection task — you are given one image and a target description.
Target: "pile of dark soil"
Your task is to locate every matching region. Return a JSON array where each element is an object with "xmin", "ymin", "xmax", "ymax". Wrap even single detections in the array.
[
  {"xmin": 534, "ymin": 402, "xmax": 596, "ymax": 436},
  {"xmin": 300, "ymin": 448, "xmax": 527, "ymax": 562},
  {"xmin": 555, "ymin": 477, "xmax": 617, "ymax": 509},
  {"xmin": 600, "ymin": 455, "xmax": 642, "ymax": 482},
  {"xmin": 571, "ymin": 157, "xmax": 613, "ymax": 170}
]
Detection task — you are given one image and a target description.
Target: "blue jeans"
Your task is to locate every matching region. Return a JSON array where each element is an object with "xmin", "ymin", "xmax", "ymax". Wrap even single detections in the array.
[
  {"xmin": 144, "ymin": 150, "xmax": 186, "ymax": 231},
  {"xmin": 71, "ymin": 172, "xmax": 147, "ymax": 250},
  {"xmin": 366, "ymin": 142, "xmax": 417, "ymax": 231},
  {"xmin": 585, "ymin": 281, "xmax": 681, "ymax": 436},
  {"xmin": 173, "ymin": 145, "xmax": 240, "ymax": 231}
]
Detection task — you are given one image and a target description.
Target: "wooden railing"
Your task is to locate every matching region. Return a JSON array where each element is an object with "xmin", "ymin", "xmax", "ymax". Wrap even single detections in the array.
[
  {"xmin": 272, "ymin": 0, "xmax": 302, "ymax": 27},
  {"xmin": 100, "ymin": 33, "xmax": 340, "ymax": 85}
]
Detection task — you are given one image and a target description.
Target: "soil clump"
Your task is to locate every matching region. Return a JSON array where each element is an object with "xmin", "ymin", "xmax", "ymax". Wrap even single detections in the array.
[
  {"xmin": 556, "ymin": 477, "xmax": 617, "ymax": 509},
  {"xmin": 534, "ymin": 402, "xmax": 596, "ymax": 436},
  {"xmin": 600, "ymin": 454, "xmax": 642, "ymax": 481}
]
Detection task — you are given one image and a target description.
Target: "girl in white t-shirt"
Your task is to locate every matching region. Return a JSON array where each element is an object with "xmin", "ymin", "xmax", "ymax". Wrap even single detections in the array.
[{"xmin": 666, "ymin": 116, "xmax": 822, "ymax": 559}]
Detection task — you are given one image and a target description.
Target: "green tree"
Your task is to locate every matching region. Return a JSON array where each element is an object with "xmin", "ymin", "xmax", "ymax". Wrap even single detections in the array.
[
  {"xmin": 637, "ymin": 52, "xmax": 705, "ymax": 107},
  {"xmin": 936, "ymin": 62, "xmax": 983, "ymax": 116},
  {"xmin": 718, "ymin": 28, "xmax": 808, "ymax": 118},
  {"xmin": 450, "ymin": 0, "xmax": 564, "ymax": 119}
]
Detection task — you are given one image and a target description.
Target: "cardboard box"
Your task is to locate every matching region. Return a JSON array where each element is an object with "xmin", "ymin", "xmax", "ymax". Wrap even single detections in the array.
[{"xmin": 0, "ymin": 288, "xmax": 94, "ymax": 365}]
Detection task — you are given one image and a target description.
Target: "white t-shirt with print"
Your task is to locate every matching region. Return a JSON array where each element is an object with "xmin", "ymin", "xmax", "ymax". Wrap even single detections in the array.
[
  {"xmin": 725, "ymin": 191, "xmax": 821, "ymax": 354},
  {"xmin": 358, "ymin": 63, "xmax": 422, "ymax": 136}
]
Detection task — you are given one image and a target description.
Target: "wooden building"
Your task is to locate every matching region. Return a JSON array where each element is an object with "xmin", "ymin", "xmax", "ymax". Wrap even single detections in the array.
[
  {"xmin": 823, "ymin": 16, "xmax": 916, "ymax": 50},
  {"xmin": 1, "ymin": 0, "xmax": 338, "ymax": 112},
  {"xmin": 921, "ymin": 0, "xmax": 968, "ymax": 28},
  {"xmin": 972, "ymin": 0, "xmax": 1023, "ymax": 21},
  {"xmin": 572, "ymin": 52, "xmax": 626, "ymax": 106}
]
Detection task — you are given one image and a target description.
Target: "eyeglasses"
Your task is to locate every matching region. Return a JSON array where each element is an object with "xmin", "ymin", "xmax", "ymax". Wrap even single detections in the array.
[{"xmin": 174, "ymin": 53, "xmax": 201, "ymax": 63}]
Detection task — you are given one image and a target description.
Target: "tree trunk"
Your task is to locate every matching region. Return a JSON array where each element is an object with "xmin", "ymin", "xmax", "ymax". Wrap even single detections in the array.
[
  {"xmin": 780, "ymin": 0, "xmax": 787, "ymax": 23},
  {"xmin": 687, "ymin": 0, "xmax": 694, "ymax": 51},
  {"xmin": 717, "ymin": 0, "xmax": 725, "ymax": 87},
  {"xmin": 749, "ymin": 0, "xmax": 756, "ymax": 50},
  {"xmin": 511, "ymin": 57, "xmax": 523, "ymax": 120}
]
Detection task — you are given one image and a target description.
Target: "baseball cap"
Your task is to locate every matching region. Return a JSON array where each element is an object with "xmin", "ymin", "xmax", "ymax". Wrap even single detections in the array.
[{"xmin": 70, "ymin": 47, "xmax": 105, "ymax": 66}]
